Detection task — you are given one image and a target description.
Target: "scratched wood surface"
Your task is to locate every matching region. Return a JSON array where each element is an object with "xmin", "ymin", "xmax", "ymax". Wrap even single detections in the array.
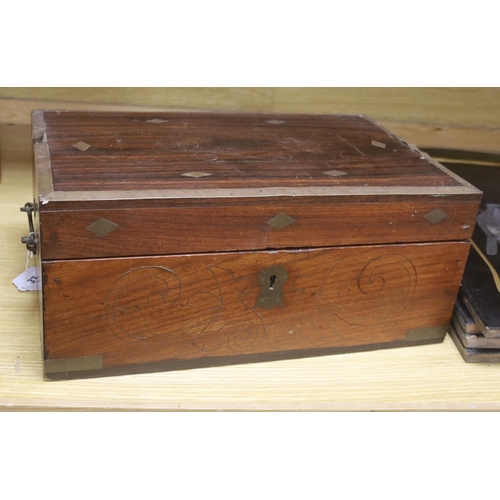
[
  {"xmin": 41, "ymin": 111, "xmax": 464, "ymax": 191},
  {"xmin": 5, "ymin": 123, "xmax": 500, "ymax": 410}
]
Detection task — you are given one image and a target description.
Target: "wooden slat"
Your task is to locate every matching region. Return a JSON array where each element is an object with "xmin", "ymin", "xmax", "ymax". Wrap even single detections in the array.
[
  {"xmin": 2, "ymin": 88, "xmax": 500, "ymax": 127},
  {"xmin": 273, "ymin": 88, "xmax": 500, "ymax": 127},
  {"xmin": 0, "ymin": 88, "xmax": 275, "ymax": 113},
  {"xmin": 2, "ymin": 97, "xmax": 500, "ymax": 154}
]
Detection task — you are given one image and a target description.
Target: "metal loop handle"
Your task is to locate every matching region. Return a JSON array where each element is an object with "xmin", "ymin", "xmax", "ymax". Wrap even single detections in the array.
[{"xmin": 20, "ymin": 202, "xmax": 37, "ymax": 255}]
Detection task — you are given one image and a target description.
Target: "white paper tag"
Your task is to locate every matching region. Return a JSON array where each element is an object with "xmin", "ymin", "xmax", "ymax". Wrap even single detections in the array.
[{"xmin": 13, "ymin": 266, "xmax": 41, "ymax": 292}]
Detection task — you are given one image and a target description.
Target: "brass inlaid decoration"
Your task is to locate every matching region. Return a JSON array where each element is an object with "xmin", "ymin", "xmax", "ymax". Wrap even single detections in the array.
[
  {"xmin": 86, "ymin": 218, "xmax": 119, "ymax": 237},
  {"xmin": 371, "ymin": 140, "xmax": 386, "ymax": 149},
  {"xmin": 72, "ymin": 141, "xmax": 91, "ymax": 151},
  {"xmin": 44, "ymin": 355, "xmax": 104, "ymax": 374},
  {"xmin": 181, "ymin": 171, "xmax": 213, "ymax": 178},
  {"xmin": 104, "ymin": 254, "xmax": 417, "ymax": 352},
  {"xmin": 267, "ymin": 213, "xmax": 295, "ymax": 230},
  {"xmin": 423, "ymin": 209, "xmax": 449, "ymax": 224},
  {"xmin": 146, "ymin": 118, "xmax": 169, "ymax": 124},
  {"xmin": 255, "ymin": 266, "xmax": 289, "ymax": 310},
  {"xmin": 406, "ymin": 326, "xmax": 447, "ymax": 341},
  {"xmin": 323, "ymin": 169, "xmax": 347, "ymax": 177}
]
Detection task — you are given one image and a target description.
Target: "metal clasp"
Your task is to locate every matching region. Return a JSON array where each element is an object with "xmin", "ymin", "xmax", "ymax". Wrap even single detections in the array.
[{"xmin": 20, "ymin": 202, "xmax": 38, "ymax": 255}]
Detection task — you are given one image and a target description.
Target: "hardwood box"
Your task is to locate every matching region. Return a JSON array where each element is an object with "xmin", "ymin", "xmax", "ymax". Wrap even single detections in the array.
[{"xmin": 28, "ymin": 111, "xmax": 482, "ymax": 380}]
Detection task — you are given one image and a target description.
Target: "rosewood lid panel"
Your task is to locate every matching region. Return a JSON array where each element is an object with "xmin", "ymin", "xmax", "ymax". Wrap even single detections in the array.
[
  {"xmin": 34, "ymin": 111, "xmax": 478, "ymax": 198},
  {"xmin": 32, "ymin": 111, "xmax": 482, "ymax": 259}
]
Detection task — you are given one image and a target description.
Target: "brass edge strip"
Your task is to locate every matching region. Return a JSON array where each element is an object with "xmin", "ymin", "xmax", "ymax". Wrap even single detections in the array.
[
  {"xmin": 39, "ymin": 185, "xmax": 480, "ymax": 203},
  {"xmin": 32, "ymin": 111, "xmax": 54, "ymax": 199},
  {"xmin": 44, "ymin": 355, "xmax": 104, "ymax": 374},
  {"xmin": 470, "ymin": 239, "xmax": 500, "ymax": 293},
  {"xmin": 406, "ymin": 326, "xmax": 448, "ymax": 342},
  {"xmin": 31, "ymin": 109, "xmax": 46, "ymax": 141},
  {"xmin": 34, "ymin": 142, "xmax": 54, "ymax": 197}
]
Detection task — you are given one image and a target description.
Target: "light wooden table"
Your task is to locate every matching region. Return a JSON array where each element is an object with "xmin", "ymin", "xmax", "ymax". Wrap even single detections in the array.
[{"xmin": 2, "ymin": 123, "xmax": 500, "ymax": 411}]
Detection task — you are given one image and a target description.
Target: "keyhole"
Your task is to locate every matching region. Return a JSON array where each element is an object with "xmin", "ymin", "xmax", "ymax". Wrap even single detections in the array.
[{"xmin": 269, "ymin": 275, "xmax": 276, "ymax": 290}]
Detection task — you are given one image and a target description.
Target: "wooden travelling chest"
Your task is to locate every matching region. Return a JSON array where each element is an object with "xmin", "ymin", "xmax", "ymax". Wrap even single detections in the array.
[{"xmin": 27, "ymin": 110, "xmax": 482, "ymax": 380}]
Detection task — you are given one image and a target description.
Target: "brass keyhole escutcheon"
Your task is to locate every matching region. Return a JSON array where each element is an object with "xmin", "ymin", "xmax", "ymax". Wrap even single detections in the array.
[{"xmin": 255, "ymin": 265, "xmax": 288, "ymax": 310}]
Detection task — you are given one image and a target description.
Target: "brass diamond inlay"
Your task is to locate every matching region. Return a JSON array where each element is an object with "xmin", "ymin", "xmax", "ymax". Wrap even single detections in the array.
[
  {"xmin": 86, "ymin": 218, "xmax": 119, "ymax": 237},
  {"xmin": 323, "ymin": 169, "xmax": 347, "ymax": 177},
  {"xmin": 181, "ymin": 171, "xmax": 213, "ymax": 178},
  {"xmin": 424, "ymin": 209, "xmax": 449, "ymax": 224},
  {"xmin": 267, "ymin": 213, "xmax": 295, "ymax": 230},
  {"xmin": 73, "ymin": 141, "xmax": 91, "ymax": 151}
]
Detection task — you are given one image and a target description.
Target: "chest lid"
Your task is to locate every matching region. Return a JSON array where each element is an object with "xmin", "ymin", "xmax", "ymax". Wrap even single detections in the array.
[{"xmin": 32, "ymin": 111, "xmax": 481, "ymax": 260}]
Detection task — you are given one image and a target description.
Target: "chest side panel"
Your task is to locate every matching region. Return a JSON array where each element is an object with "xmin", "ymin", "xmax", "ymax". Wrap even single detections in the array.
[{"xmin": 41, "ymin": 242, "xmax": 470, "ymax": 379}]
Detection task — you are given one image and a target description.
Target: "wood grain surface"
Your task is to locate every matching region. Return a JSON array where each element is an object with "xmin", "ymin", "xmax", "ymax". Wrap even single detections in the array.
[
  {"xmin": 3, "ymin": 88, "xmax": 500, "ymax": 127},
  {"xmin": 38, "ymin": 196, "xmax": 480, "ymax": 260},
  {"xmin": 3, "ymin": 98, "xmax": 500, "ymax": 154},
  {"xmin": 4, "ymin": 123, "xmax": 500, "ymax": 410},
  {"xmin": 42, "ymin": 241, "xmax": 468, "ymax": 378},
  {"xmin": 41, "ymin": 111, "xmax": 464, "ymax": 192},
  {"xmin": 34, "ymin": 111, "xmax": 481, "ymax": 260}
]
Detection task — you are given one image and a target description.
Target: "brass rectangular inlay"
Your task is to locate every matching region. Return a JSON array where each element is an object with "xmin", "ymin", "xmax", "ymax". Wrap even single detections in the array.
[
  {"xmin": 406, "ymin": 326, "xmax": 448, "ymax": 341},
  {"xmin": 44, "ymin": 355, "xmax": 104, "ymax": 374}
]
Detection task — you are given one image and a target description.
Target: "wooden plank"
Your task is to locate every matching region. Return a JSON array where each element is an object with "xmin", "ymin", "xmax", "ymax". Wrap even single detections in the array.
[
  {"xmin": 3, "ymin": 97, "xmax": 500, "ymax": 153},
  {"xmin": 448, "ymin": 321, "xmax": 500, "ymax": 363},
  {"xmin": 38, "ymin": 198, "xmax": 479, "ymax": 260},
  {"xmin": 0, "ymin": 88, "xmax": 275, "ymax": 113},
  {"xmin": 0, "ymin": 97, "xmax": 194, "ymax": 125},
  {"xmin": 453, "ymin": 298, "xmax": 481, "ymax": 334},
  {"xmin": 2, "ymin": 88, "xmax": 500, "ymax": 127},
  {"xmin": 381, "ymin": 120, "xmax": 500, "ymax": 155},
  {"xmin": 39, "ymin": 111, "xmax": 466, "ymax": 192},
  {"xmin": 273, "ymin": 88, "xmax": 500, "ymax": 127},
  {"xmin": 451, "ymin": 314, "xmax": 500, "ymax": 349}
]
